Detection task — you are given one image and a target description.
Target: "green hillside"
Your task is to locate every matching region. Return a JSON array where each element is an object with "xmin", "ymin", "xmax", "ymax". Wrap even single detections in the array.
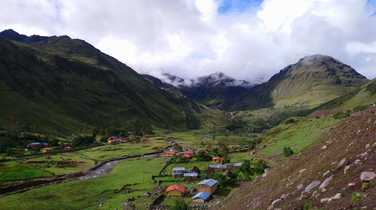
[
  {"xmin": 0, "ymin": 30, "xmax": 200, "ymax": 135},
  {"xmin": 316, "ymin": 78, "xmax": 376, "ymax": 113}
]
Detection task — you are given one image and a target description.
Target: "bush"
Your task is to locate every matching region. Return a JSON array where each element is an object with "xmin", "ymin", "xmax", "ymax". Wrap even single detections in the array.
[
  {"xmin": 353, "ymin": 105, "xmax": 369, "ymax": 112},
  {"xmin": 333, "ymin": 111, "xmax": 350, "ymax": 119},
  {"xmin": 284, "ymin": 117, "xmax": 298, "ymax": 124},
  {"xmin": 171, "ymin": 199, "xmax": 188, "ymax": 210},
  {"xmin": 351, "ymin": 192, "xmax": 362, "ymax": 205},
  {"xmin": 303, "ymin": 201, "xmax": 312, "ymax": 210},
  {"xmin": 283, "ymin": 146, "xmax": 294, "ymax": 157},
  {"xmin": 250, "ymin": 159, "xmax": 268, "ymax": 175}
]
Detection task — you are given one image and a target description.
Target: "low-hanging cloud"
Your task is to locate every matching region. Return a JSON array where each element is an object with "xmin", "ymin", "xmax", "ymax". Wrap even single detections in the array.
[{"xmin": 1, "ymin": 0, "xmax": 376, "ymax": 81}]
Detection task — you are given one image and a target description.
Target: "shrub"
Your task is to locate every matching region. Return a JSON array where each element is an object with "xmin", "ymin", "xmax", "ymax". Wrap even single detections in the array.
[
  {"xmin": 351, "ymin": 192, "xmax": 362, "ymax": 205},
  {"xmin": 171, "ymin": 199, "xmax": 188, "ymax": 210},
  {"xmin": 283, "ymin": 146, "xmax": 294, "ymax": 157},
  {"xmin": 333, "ymin": 111, "xmax": 350, "ymax": 119},
  {"xmin": 303, "ymin": 201, "xmax": 312, "ymax": 210},
  {"xmin": 250, "ymin": 159, "xmax": 268, "ymax": 175},
  {"xmin": 353, "ymin": 105, "xmax": 369, "ymax": 112},
  {"xmin": 284, "ymin": 118, "xmax": 298, "ymax": 124}
]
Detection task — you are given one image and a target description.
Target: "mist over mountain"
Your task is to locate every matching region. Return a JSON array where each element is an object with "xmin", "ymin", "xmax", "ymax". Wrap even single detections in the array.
[{"xmin": 155, "ymin": 55, "xmax": 368, "ymax": 110}]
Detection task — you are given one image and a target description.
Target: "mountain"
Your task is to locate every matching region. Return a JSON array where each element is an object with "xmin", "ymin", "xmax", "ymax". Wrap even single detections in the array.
[
  {"xmin": 160, "ymin": 72, "xmax": 254, "ymax": 109},
  {"xmin": 222, "ymin": 55, "xmax": 368, "ymax": 110},
  {"xmin": 0, "ymin": 29, "xmax": 200, "ymax": 134},
  {"xmin": 161, "ymin": 72, "xmax": 253, "ymax": 88},
  {"xmin": 160, "ymin": 55, "xmax": 367, "ymax": 111}
]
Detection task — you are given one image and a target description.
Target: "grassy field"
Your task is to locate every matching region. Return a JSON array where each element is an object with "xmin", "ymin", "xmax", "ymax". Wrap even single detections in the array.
[
  {"xmin": 0, "ymin": 139, "xmax": 167, "ymax": 184},
  {"xmin": 259, "ymin": 116, "xmax": 340, "ymax": 157},
  {"xmin": 0, "ymin": 157, "xmax": 164, "ymax": 210},
  {"xmin": 163, "ymin": 130, "xmax": 251, "ymax": 147}
]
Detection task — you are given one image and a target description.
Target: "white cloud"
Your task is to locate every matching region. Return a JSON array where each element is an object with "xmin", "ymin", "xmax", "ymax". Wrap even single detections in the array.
[{"xmin": 0, "ymin": 0, "xmax": 376, "ymax": 80}]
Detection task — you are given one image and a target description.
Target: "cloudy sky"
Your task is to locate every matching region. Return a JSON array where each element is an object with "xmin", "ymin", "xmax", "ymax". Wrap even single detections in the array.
[{"xmin": 1, "ymin": 0, "xmax": 376, "ymax": 81}]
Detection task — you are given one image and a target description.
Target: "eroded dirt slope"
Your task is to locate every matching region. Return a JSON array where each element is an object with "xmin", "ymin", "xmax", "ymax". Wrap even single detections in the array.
[{"xmin": 215, "ymin": 107, "xmax": 376, "ymax": 210}]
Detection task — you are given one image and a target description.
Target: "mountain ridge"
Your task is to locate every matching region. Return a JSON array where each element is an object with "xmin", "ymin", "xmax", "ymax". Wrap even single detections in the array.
[{"xmin": 0, "ymin": 29, "xmax": 200, "ymax": 134}]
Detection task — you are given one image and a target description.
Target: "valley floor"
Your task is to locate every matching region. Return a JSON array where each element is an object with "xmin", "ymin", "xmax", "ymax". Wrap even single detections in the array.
[{"xmin": 0, "ymin": 130, "xmax": 253, "ymax": 210}]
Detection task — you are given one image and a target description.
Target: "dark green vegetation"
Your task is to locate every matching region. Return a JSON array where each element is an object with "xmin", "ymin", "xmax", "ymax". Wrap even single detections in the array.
[{"xmin": 0, "ymin": 30, "xmax": 200, "ymax": 137}]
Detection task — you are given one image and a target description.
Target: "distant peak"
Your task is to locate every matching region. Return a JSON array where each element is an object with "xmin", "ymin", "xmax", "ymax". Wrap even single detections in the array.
[
  {"xmin": 1, "ymin": 29, "xmax": 19, "ymax": 35},
  {"xmin": 299, "ymin": 54, "xmax": 337, "ymax": 65},
  {"xmin": 0, "ymin": 29, "xmax": 28, "ymax": 41}
]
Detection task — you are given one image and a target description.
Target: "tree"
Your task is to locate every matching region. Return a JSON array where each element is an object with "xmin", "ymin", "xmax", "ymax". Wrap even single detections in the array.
[
  {"xmin": 196, "ymin": 150, "xmax": 211, "ymax": 161},
  {"xmin": 238, "ymin": 160, "xmax": 252, "ymax": 181},
  {"xmin": 250, "ymin": 159, "xmax": 268, "ymax": 175},
  {"xmin": 210, "ymin": 173, "xmax": 228, "ymax": 190}
]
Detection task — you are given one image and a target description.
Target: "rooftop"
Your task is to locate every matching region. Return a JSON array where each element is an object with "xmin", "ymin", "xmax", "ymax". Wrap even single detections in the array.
[
  {"xmin": 198, "ymin": 179, "xmax": 218, "ymax": 187},
  {"xmin": 192, "ymin": 192, "xmax": 211, "ymax": 201},
  {"xmin": 165, "ymin": 184, "xmax": 188, "ymax": 193}
]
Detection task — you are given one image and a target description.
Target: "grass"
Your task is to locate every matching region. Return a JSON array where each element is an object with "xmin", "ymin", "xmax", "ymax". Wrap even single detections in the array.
[
  {"xmin": 259, "ymin": 116, "xmax": 340, "ymax": 157},
  {"xmin": 0, "ymin": 157, "xmax": 164, "ymax": 210},
  {"xmin": 0, "ymin": 139, "xmax": 167, "ymax": 184},
  {"xmin": 164, "ymin": 130, "xmax": 251, "ymax": 147},
  {"xmin": 0, "ymin": 161, "xmax": 53, "ymax": 183}
]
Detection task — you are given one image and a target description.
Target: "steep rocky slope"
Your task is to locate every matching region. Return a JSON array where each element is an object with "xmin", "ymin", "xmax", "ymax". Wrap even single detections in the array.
[{"xmin": 214, "ymin": 107, "xmax": 376, "ymax": 210}]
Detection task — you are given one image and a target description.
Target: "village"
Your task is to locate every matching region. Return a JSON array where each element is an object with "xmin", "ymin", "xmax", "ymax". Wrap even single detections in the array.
[
  {"xmin": 9, "ymin": 132, "xmax": 267, "ymax": 209},
  {"xmin": 145, "ymin": 140, "xmax": 266, "ymax": 209}
]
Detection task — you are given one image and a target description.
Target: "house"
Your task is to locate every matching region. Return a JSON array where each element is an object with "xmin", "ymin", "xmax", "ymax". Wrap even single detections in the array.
[
  {"xmin": 232, "ymin": 162, "xmax": 243, "ymax": 167},
  {"xmin": 192, "ymin": 192, "xmax": 211, "ymax": 203},
  {"xmin": 107, "ymin": 136, "xmax": 128, "ymax": 144},
  {"xmin": 164, "ymin": 184, "xmax": 188, "ymax": 197},
  {"xmin": 172, "ymin": 167, "xmax": 186, "ymax": 178},
  {"xmin": 62, "ymin": 146, "xmax": 72, "ymax": 152},
  {"xmin": 197, "ymin": 179, "xmax": 218, "ymax": 193},
  {"xmin": 212, "ymin": 156, "xmax": 224, "ymax": 164},
  {"xmin": 27, "ymin": 142, "xmax": 48, "ymax": 150},
  {"xmin": 183, "ymin": 172, "xmax": 199, "ymax": 181},
  {"xmin": 227, "ymin": 162, "xmax": 243, "ymax": 170},
  {"xmin": 208, "ymin": 163, "xmax": 228, "ymax": 174}
]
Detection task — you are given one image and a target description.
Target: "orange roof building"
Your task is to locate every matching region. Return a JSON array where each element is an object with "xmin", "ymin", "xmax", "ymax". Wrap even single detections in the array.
[
  {"xmin": 164, "ymin": 184, "xmax": 188, "ymax": 197},
  {"xmin": 212, "ymin": 156, "xmax": 224, "ymax": 164}
]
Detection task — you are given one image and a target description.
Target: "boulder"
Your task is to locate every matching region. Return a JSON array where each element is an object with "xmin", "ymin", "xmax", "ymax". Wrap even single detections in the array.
[
  {"xmin": 319, "ymin": 175, "xmax": 333, "ymax": 191},
  {"xmin": 344, "ymin": 165, "xmax": 351, "ymax": 174},
  {"xmin": 304, "ymin": 180, "xmax": 321, "ymax": 193},
  {"xmin": 360, "ymin": 171, "xmax": 376, "ymax": 182},
  {"xmin": 336, "ymin": 158, "xmax": 346, "ymax": 169}
]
